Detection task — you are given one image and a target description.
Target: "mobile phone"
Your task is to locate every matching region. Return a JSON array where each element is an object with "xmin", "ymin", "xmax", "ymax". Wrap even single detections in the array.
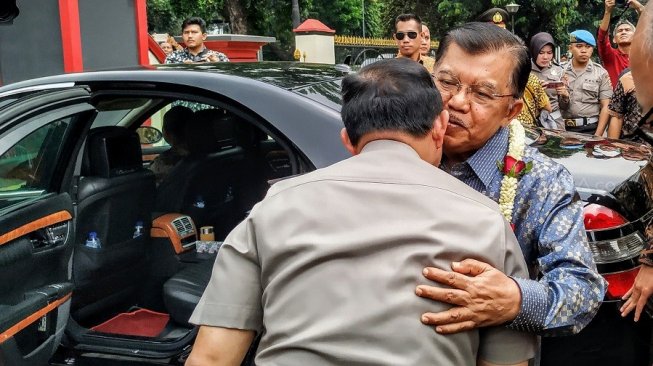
[{"xmin": 546, "ymin": 81, "xmax": 564, "ymax": 89}]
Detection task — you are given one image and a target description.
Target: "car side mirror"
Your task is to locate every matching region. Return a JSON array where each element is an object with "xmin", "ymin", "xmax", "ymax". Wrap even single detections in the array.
[{"xmin": 136, "ymin": 126, "xmax": 163, "ymax": 145}]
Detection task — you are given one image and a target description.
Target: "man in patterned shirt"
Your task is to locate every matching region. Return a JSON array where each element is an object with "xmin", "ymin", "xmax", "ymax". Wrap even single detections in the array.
[
  {"xmin": 415, "ymin": 23, "xmax": 606, "ymax": 337},
  {"xmin": 165, "ymin": 17, "xmax": 229, "ymax": 64}
]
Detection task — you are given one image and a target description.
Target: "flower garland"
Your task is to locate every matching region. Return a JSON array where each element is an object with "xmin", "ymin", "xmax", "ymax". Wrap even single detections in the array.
[{"xmin": 496, "ymin": 120, "xmax": 533, "ymax": 224}]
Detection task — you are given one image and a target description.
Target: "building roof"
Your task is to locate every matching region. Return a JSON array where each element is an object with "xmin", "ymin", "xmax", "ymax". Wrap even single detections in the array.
[{"xmin": 293, "ymin": 19, "xmax": 336, "ymax": 34}]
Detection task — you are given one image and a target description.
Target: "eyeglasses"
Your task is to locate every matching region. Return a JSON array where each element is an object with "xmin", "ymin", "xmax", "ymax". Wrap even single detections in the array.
[
  {"xmin": 394, "ymin": 31, "xmax": 418, "ymax": 40},
  {"xmin": 433, "ymin": 72, "xmax": 515, "ymax": 105}
]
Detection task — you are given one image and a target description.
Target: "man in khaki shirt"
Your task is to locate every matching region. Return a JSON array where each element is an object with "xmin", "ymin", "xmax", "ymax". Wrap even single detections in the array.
[
  {"xmin": 561, "ymin": 30, "xmax": 613, "ymax": 134},
  {"xmin": 394, "ymin": 13, "xmax": 435, "ymax": 73},
  {"xmin": 186, "ymin": 58, "xmax": 535, "ymax": 366}
]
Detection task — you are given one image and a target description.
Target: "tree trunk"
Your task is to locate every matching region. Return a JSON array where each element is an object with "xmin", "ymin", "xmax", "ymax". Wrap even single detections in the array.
[
  {"xmin": 224, "ymin": 0, "xmax": 249, "ymax": 34},
  {"xmin": 291, "ymin": 0, "xmax": 300, "ymax": 29}
]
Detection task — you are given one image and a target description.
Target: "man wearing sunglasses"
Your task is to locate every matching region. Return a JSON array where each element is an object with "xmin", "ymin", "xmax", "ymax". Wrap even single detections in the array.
[
  {"xmin": 415, "ymin": 22, "xmax": 605, "ymax": 343},
  {"xmin": 394, "ymin": 14, "xmax": 434, "ymax": 73}
]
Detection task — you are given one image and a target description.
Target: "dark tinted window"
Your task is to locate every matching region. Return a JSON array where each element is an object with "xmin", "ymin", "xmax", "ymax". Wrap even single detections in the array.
[{"xmin": 0, "ymin": 117, "xmax": 75, "ymax": 209}]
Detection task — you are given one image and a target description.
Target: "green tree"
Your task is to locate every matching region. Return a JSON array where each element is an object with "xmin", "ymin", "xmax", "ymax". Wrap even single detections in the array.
[{"xmin": 147, "ymin": 0, "xmax": 226, "ymax": 35}]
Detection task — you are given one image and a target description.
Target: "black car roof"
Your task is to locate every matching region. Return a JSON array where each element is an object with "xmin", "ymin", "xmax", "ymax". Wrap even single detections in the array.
[{"xmin": 147, "ymin": 62, "xmax": 349, "ymax": 91}]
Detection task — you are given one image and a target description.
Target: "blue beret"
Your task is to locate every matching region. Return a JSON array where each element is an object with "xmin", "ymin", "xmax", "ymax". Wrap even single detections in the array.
[{"xmin": 570, "ymin": 30, "xmax": 596, "ymax": 47}]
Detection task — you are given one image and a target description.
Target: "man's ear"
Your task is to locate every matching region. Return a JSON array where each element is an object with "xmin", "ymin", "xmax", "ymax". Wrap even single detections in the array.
[
  {"xmin": 340, "ymin": 128, "xmax": 358, "ymax": 155},
  {"xmin": 202, "ymin": 32, "xmax": 208, "ymax": 41},
  {"xmin": 501, "ymin": 99, "xmax": 524, "ymax": 127},
  {"xmin": 432, "ymin": 110, "xmax": 449, "ymax": 149}
]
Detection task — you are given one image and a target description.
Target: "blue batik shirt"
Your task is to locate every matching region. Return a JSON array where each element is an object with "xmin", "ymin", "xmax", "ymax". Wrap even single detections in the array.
[{"xmin": 442, "ymin": 127, "xmax": 607, "ymax": 336}]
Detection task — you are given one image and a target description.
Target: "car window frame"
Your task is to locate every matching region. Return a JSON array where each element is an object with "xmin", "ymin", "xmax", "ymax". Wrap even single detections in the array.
[{"xmin": 0, "ymin": 104, "xmax": 95, "ymax": 212}]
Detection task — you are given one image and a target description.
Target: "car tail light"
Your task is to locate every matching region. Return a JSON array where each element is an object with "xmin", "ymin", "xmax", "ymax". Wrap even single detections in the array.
[
  {"xmin": 603, "ymin": 267, "xmax": 641, "ymax": 300},
  {"xmin": 584, "ymin": 204, "xmax": 627, "ymax": 230},
  {"xmin": 588, "ymin": 232, "xmax": 645, "ymax": 264},
  {"xmin": 584, "ymin": 203, "xmax": 646, "ymax": 301}
]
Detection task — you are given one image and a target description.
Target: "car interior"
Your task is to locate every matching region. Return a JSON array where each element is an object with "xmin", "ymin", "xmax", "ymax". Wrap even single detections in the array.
[
  {"xmin": 0, "ymin": 90, "xmax": 305, "ymax": 365},
  {"xmin": 65, "ymin": 96, "xmax": 299, "ymax": 362}
]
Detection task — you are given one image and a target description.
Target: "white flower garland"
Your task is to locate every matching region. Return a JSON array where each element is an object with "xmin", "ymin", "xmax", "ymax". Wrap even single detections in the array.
[{"xmin": 498, "ymin": 119, "xmax": 526, "ymax": 222}]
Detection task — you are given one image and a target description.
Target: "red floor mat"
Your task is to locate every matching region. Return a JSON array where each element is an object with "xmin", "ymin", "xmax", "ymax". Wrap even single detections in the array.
[{"xmin": 91, "ymin": 308, "xmax": 170, "ymax": 337}]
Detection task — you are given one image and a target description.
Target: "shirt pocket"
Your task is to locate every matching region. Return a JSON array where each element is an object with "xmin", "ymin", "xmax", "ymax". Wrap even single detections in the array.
[{"xmin": 581, "ymin": 81, "xmax": 599, "ymax": 103}]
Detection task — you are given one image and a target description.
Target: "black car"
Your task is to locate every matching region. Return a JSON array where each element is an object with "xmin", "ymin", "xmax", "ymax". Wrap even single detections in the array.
[{"xmin": 0, "ymin": 62, "xmax": 650, "ymax": 366}]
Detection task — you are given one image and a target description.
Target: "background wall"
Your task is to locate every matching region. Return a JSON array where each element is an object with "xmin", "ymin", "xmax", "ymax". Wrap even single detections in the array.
[
  {"xmin": 79, "ymin": 0, "xmax": 139, "ymax": 70},
  {"xmin": 0, "ymin": 0, "xmax": 64, "ymax": 85},
  {"xmin": 0, "ymin": 0, "xmax": 146, "ymax": 86}
]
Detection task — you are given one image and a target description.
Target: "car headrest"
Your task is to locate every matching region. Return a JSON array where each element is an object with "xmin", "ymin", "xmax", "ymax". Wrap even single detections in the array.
[
  {"xmin": 83, "ymin": 127, "xmax": 143, "ymax": 178},
  {"xmin": 189, "ymin": 109, "xmax": 237, "ymax": 154}
]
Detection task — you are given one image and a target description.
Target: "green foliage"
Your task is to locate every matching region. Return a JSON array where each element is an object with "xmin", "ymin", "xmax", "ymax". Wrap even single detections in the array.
[
  {"xmin": 147, "ymin": 0, "xmax": 635, "ymax": 60},
  {"xmin": 147, "ymin": 0, "xmax": 224, "ymax": 34}
]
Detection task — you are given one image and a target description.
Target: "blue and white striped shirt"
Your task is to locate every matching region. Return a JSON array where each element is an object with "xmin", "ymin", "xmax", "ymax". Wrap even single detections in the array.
[{"xmin": 443, "ymin": 127, "xmax": 606, "ymax": 335}]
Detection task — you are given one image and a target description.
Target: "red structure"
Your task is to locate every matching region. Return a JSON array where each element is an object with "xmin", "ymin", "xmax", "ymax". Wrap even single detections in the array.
[
  {"xmin": 0, "ymin": 0, "xmax": 275, "ymax": 85},
  {"xmin": 293, "ymin": 19, "xmax": 336, "ymax": 34},
  {"xmin": 0, "ymin": 0, "xmax": 150, "ymax": 84},
  {"xmin": 153, "ymin": 35, "xmax": 276, "ymax": 63}
]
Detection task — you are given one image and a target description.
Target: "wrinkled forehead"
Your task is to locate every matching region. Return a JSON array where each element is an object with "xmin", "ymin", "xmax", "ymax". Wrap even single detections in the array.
[
  {"xmin": 616, "ymin": 23, "xmax": 635, "ymax": 32},
  {"xmin": 435, "ymin": 45, "xmax": 514, "ymax": 88}
]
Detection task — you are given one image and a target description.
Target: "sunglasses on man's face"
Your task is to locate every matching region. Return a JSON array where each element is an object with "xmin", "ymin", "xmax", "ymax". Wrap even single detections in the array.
[{"xmin": 395, "ymin": 31, "xmax": 418, "ymax": 40}]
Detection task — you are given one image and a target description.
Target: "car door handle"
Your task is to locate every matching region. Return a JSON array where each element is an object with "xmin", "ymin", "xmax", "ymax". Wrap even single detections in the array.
[{"xmin": 29, "ymin": 221, "xmax": 70, "ymax": 251}]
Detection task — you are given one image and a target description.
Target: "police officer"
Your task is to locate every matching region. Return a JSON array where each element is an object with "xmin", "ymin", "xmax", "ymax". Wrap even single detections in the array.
[
  {"xmin": 530, "ymin": 32, "xmax": 567, "ymax": 129},
  {"xmin": 561, "ymin": 30, "xmax": 613, "ymax": 134},
  {"xmin": 477, "ymin": 8, "xmax": 510, "ymax": 29}
]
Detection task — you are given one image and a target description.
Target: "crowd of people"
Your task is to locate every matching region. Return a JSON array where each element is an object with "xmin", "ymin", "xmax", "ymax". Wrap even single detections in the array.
[
  {"xmin": 152, "ymin": 5, "xmax": 653, "ymax": 365},
  {"xmin": 384, "ymin": 0, "xmax": 651, "ymax": 141}
]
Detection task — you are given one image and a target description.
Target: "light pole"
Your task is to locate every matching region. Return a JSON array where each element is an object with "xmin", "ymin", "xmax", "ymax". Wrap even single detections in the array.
[
  {"xmin": 505, "ymin": 3, "xmax": 520, "ymax": 34},
  {"xmin": 362, "ymin": 0, "xmax": 366, "ymax": 38}
]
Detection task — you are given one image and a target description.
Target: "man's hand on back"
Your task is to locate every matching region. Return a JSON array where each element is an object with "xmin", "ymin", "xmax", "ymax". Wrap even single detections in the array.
[{"xmin": 415, "ymin": 259, "xmax": 522, "ymax": 334}]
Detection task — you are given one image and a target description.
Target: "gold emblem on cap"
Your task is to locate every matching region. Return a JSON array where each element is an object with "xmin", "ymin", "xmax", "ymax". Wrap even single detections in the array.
[
  {"xmin": 570, "ymin": 34, "xmax": 577, "ymax": 43},
  {"xmin": 493, "ymin": 11, "xmax": 503, "ymax": 23}
]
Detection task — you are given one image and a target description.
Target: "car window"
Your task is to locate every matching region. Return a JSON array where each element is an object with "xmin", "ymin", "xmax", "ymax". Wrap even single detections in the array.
[{"xmin": 0, "ymin": 116, "xmax": 75, "ymax": 209}]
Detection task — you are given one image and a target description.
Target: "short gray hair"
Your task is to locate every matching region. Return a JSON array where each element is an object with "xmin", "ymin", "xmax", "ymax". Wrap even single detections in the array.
[{"xmin": 613, "ymin": 19, "xmax": 635, "ymax": 38}]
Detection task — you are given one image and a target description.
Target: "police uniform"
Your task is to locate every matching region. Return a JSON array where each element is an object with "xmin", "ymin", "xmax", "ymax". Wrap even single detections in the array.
[
  {"xmin": 477, "ymin": 8, "xmax": 510, "ymax": 28},
  {"xmin": 530, "ymin": 32, "xmax": 566, "ymax": 128},
  {"xmin": 562, "ymin": 30, "xmax": 613, "ymax": 133},
  {"xmin": 396, "ymin": 53, "xmax": 434, "ymax": 73},
  {"xmin": 190, "ymin": 140, "xmax": 536, "ymax": 365},
  {"xmin": 531, "ymin": 61, "xmax": 566, "ymax": 127}
]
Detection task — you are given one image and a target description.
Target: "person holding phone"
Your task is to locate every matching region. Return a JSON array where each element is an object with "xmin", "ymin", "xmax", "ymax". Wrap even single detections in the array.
[
  {"xmin": 530, "ymin": 32, "xmax": 568, "ymax": 129},
  {"xmin": 165, "ymin": 17, "xmax": 229, "ymax": 64},
  {"xmin": 598, "ymin": 0, "xmax": 645, "ymax": 87}
]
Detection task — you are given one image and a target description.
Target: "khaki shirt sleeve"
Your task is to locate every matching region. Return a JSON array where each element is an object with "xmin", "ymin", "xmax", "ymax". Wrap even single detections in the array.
[
  {"xmin": 477, "ymin": 218, "xmax": 536, "ymax": 364},
  {"xmin": 598, "ymin": 70, "xmax": 613, "ymax": 101},
  {"xmin": 189, "ymin": 212, "xmax": 263, "ymax": 331}
]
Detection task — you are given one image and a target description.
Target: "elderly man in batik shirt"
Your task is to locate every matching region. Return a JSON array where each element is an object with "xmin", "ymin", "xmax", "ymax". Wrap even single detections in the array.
[{"xmin": 415, "ymin": 23, "xmax": 606, "ymax": 337}]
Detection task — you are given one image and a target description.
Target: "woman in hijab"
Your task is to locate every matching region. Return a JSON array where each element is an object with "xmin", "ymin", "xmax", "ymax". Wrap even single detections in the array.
[{"xmin": 530, "ymin": 32, "xmax": 568, "ymax": 129}]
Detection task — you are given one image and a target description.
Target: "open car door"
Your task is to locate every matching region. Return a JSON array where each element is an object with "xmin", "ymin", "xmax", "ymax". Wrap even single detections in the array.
[{"xmin": 0, "ymin": 87, "xmax": 94, "ymax": 365}]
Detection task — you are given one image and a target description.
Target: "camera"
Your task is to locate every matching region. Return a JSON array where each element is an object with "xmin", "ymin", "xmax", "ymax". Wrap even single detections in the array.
[{"xmin": 616, "ymin": 0, "xmax": 628, "ymax": 8}]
